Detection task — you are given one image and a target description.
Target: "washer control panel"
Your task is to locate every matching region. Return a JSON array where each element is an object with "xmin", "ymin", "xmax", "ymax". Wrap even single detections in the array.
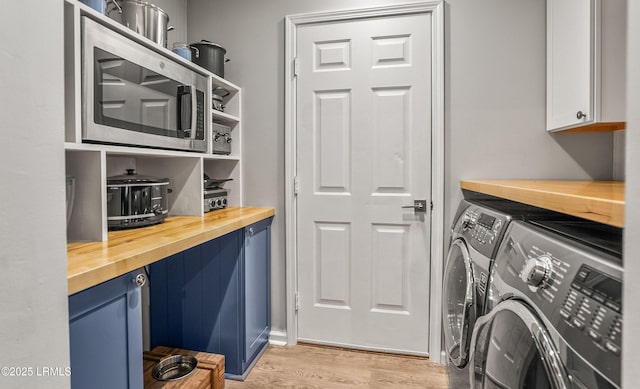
[
  {"xmin": 493, "ymin": 221, "xmax": 622, "ymax": 387},
  {"xmin": 560, "ymin": 265, "xmax": 622, "ymax": 355}
]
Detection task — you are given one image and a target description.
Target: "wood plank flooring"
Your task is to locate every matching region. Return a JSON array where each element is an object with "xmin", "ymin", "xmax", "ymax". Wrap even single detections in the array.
[{"xmin": 225, "ymin": 344, "xmax": 449, "ymax": 389}]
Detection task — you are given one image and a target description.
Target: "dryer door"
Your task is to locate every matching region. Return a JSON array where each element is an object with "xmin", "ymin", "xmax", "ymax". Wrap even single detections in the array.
[
  {"xmin": 470, "ymin": 300, "xmax": 571, "ymax": 389},
  {"xmin": 443, "ymin": 238, "xmax": 476, "ymax": 367}
]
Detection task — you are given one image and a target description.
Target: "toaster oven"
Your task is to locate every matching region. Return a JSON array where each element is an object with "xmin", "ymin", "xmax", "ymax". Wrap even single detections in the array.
[{"xmin": 203, "ymin": 189, "xmax": 228, "ymax": 212}]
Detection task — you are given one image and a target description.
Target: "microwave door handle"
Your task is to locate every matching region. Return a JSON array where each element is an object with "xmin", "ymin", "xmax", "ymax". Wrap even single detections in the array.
[
  {"xmin": 189, "ymin": 84, "xmax": 197, "ymax": 139},
  {"xmin": 178, "ymin": 85, "xmax": 191, "ymax": 138}
]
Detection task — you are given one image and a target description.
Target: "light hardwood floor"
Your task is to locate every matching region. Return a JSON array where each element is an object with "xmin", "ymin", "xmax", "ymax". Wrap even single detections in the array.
[{"xmin": 225, "ymin": 344, "xmax": 449, "ymax": 389}]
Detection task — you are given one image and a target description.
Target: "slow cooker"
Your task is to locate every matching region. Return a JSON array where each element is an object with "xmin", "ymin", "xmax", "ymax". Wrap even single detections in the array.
[{"xmin": 107, "ymin": 169, "xmax": 170, "ymax": 230}]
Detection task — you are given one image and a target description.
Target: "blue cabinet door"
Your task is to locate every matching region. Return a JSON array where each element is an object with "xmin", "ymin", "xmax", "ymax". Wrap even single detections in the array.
[
  {"xmin": 243, "ymin": 218, "xmax": 272, "ymax": 370},
  {"xmin": 69, "ymin": 271, "xmax": 143, "ymax": 389},
  {"xmin": 148, "ymin": 219, "xmax": 272, "ymax": 379},
  {"xmin": 148, "ymin": 249, "xmax": 189, "ymax": 349}
]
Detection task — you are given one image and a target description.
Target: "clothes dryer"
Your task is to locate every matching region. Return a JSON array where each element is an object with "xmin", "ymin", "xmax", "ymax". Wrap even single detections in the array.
[
  {"xmin": 443, "ymin": 200, "xmax": 513, "ymax": 387},
  {"xmin": 470, "ymin": 220, "xmax": 622, "ymax": 389}
]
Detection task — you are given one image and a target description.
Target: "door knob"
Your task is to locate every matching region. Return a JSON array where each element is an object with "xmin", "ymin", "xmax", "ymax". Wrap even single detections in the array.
[{"xmin": 401, "ymin": 200, "xmax": 427, "ymax": 213}]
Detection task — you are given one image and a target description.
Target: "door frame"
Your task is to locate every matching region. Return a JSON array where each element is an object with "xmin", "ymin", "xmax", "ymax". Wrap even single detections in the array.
[{"xmin": 284, "ymin": 1, "xmax": 445, "ymax": 363}]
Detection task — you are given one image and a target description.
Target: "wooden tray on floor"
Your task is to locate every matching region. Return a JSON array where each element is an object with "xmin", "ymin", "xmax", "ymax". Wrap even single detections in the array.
[{"xmin": 143, "ymin": 346, "xmax": 225, "ymax": 389}]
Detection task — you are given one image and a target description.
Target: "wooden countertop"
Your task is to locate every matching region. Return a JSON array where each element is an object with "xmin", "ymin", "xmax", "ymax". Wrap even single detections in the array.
[
  {"xmin": 67, "ymin": 207, "xmax": 275, "ymax": 295},
  {"xmin": 460, "ymin": 180, "xmax": 624, "ymax": 227}
]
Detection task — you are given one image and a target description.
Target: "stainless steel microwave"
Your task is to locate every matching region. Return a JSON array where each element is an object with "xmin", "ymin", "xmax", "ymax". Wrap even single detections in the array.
[{"xmin": 82, "ymin": 17, "xmax": 208, "ymax": 152}]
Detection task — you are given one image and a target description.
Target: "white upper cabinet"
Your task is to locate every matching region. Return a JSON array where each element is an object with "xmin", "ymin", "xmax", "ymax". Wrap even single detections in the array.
[
  {"xmin": 546, "ymin": 0, "xmax": 626, "ymax": 132},
  {"xmin": 546, "ymin": 0, "xmax": 591, "ymax": 130}
]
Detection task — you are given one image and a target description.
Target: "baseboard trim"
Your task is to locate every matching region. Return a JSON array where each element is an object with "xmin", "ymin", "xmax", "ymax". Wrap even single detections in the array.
[
  {"xmin": 224, "ymin": 341, "xmax": 269, "ymax": 381},
  {"xmin": 269, "ymin": 329, "xmax": 288, "ymax": 346},
  {"xmin": 297, "ymin": 338, "xmax": 429, "ymax": 358}
]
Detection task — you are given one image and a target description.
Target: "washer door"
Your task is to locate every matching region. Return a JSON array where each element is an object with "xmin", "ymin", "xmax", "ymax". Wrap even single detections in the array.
[
  {"xmin": 470, "ymin": 300, "xmax": 571, "ymax": 389},
  {"xmin": 443, "ymin": 238, "xmax": 476, "ymax": 367}
]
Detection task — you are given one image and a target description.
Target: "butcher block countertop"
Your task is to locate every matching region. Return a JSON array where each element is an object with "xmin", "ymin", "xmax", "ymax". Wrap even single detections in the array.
[
  {"xmin": 460, "ymin": 180, "xmax": 624, "ymax": 228},
  {"xmin": 67, "ymin": 207, "xmax": 275, "ymax": 295}
]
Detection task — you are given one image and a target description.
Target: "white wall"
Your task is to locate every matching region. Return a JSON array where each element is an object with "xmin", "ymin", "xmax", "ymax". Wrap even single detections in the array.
[
  {"xmin": 623, "ymin": 1, "xmax": 640, "ymax": 387},
  {"xmin": 187, "ymin": 0, "xmax": 615, "ymax": 339},
  {"xmin": 444, "ymin": 0, "xmax": 614, "ymax": 219},
  {"xmin": 153, "ymin": 0, "xmax": 188, "ymax": 49},
  {"xmin": 0, "ymin": 1, "xmax": 70, "ymax": 388}
]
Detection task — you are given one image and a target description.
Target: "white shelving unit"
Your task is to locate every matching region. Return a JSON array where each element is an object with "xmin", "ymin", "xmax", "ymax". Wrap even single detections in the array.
[{"xmin": 64, "ymin": 0, "xmax": 242, "ymax": 242}]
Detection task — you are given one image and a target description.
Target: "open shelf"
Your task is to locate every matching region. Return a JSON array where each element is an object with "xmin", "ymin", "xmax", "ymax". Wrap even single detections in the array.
[
  {"xmin": 212, "ymin": 110, "xmax": 240, "ymax": 126},
  {"xmin": 64, "ymin": 0, "xmax": 243, "ymax": 243}
]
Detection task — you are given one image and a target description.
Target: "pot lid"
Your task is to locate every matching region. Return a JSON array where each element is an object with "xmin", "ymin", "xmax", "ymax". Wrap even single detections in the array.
[
  {"xmin": 108, "ymin": 169, "xmax": 169, "ymax": 184},
  {"xmin": 172, "ymin": 42, "xmax": 190, "ymax": 49},
  {"xmin": 191, "ymin": 40, "xmax": 226, "ymax": 50},
  {"xmin": 212, "ymin": 86, "xmax": 230, "ymax": 98}
]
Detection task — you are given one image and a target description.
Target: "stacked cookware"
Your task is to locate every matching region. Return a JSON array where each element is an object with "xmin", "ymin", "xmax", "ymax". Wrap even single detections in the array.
[{"xmin": 80, "ymin": 0, "xmax": 231, "ymax": 79}]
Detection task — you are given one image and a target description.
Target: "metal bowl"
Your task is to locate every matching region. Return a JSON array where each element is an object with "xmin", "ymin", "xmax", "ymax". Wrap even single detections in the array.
[{"xmin": 151, "ymin": 354, "xmax": 198, "ymax": 381}]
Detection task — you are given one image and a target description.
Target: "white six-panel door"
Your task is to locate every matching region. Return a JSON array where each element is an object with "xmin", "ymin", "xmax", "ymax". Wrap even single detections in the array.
[{"xmin": 295, "ymin": 12, "xmax": 432, "ymax": 354}]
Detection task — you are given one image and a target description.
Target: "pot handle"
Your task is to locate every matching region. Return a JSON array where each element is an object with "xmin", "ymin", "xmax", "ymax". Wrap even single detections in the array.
[
  {"xmin": 225, "ymin": 58, "xmax": 230, "ymax": 63},
  {"xmin": 168, "ymin": 25, "xmax": 175, "ymax": 32},
  {"xmin": 106, "ymin": 0, "xmax": 122, "ymax": 15},
  {"xmin": 190, "ymin": 46, "xmax": 200, "ymax": 58}
]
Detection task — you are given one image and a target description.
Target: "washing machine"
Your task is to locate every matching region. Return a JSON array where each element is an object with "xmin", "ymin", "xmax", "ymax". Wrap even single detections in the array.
[
  {"xmin": 443, "ymin": 200, "xmax": 513, "ymax": 387},
  {"xmin": 470, "ymin": 220, "xmax": 623, "ymax": 389}
]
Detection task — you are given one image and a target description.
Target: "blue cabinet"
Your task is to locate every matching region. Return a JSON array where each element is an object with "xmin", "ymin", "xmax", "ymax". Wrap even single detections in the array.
[
  {"xmin": 68, "ymin": 270, "xmax": 143, "ymax": 389},
  {"xmin": 149, "ymin": 217, "xmax": 272, "ymax": 379}
]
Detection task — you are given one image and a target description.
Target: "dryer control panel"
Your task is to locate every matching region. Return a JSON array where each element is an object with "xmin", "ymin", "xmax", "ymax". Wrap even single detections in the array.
[{"xmin": 455, "ymin": 204, "xmax": 510, "ymax": 259}]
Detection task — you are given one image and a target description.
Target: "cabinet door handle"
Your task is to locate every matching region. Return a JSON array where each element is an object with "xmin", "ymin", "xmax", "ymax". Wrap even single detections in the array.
[
  {"xmin": 133, "ymin": 273, "xmax": 147, "ymax": 288},
  {"xmin": 576, "ymin": 111, "xmax": 587, "ymax": 120},
  {"xmin": 248, "ymin": 227, "xmax": 254, "ymax": 236}
]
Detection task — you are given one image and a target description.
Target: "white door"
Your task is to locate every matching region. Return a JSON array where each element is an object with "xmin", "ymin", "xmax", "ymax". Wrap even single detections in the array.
[{"xmin": 296, "ymin": 12, "xmax": 432, "ymax": 354}]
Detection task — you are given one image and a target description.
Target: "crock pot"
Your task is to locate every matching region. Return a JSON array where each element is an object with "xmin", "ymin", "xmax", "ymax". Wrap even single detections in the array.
[{"xmin": 107, "ymin": 169, "xmax": 170, "ymax": 230}]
